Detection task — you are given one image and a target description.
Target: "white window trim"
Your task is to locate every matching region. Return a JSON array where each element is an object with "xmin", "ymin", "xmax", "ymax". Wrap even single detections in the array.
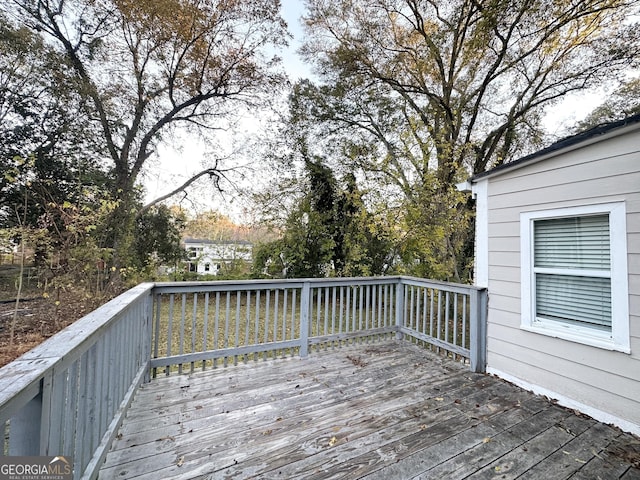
[{"xmin": 520, "ymin": 202, "xmax": 630, "ymax": 353}]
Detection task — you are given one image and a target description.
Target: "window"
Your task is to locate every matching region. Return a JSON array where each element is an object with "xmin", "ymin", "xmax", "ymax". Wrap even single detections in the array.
[
  {"xmin": 204, "ymin": 263, "xmax": 210, "ymax": 272},
  {"xmin": 521, "ymin": 203, "xmax": 629, "ymax": 352}
]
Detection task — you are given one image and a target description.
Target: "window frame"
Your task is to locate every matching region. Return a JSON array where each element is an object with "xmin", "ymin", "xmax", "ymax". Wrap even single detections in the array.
[{"xmin": 520, "ymin": 202, "xmax": 630, "ymax": 353}]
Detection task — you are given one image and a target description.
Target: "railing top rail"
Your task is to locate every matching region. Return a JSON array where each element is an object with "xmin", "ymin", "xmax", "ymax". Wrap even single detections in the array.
[
  {"xmin": 152, "ymin": 276, "xmax": 403, "ymax": 294},
  {"xmin": 0, "ymin": 282, "xmax": 154, "ymax": 419},
  {"xmin": 152, "ymin": 275, "xmax": 485, "ymax": 295},
  {"xmin": 399, "ymin": 276, "xmax": 486, "ymax": 294}
]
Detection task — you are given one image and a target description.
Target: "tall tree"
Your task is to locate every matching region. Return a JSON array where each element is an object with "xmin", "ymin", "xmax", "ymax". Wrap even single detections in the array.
[
  {"xmin": 0, "ymin": 13, "xmax": 106, "ymax": 230},
  {"xmin": 302, "ymin": 0, "xmax": 639, "ymax": 181},
  {"xmin": 3, "ymin": 0, "xmax": 288, "ymax": 264},
  {"xmin": 573, "ymin": 77, "xmax": 640, "ymax": 131},
  {"xmin": 133, "ymin": 205, "xmax": 186, "ymax": 271},
  {"xmin": 295, "ymin": 0, "xmax": 639, "ymax": 280},
  {"xmin": 253, "ymin": 156, "xmax": 395, "ymax": 278},
  {"xmin": 0, "ymin": 12, "xmax": 114, "ymax": 291}
]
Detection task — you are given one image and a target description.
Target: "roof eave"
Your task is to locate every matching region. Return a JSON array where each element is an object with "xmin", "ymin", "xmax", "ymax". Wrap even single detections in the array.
[{"xmin": 470, "ymin": 115, "xmax": 640, "ymax": 183}]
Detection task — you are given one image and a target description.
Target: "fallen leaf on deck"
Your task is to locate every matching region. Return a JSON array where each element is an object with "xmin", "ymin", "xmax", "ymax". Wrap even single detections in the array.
[
  {"xmin": 329, "ymin": 436, "xmax": 337, "ymax": 447},
  {"xmin": 482, "ymin": 437, "xmax": 491, "ymax": 443},
  {"xmin": 176, "ymin": 456, "xmax": 184, "ymax": 467}
]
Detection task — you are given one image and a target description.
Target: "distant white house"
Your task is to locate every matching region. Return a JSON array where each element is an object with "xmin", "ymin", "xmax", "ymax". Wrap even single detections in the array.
[
  {"xmin": 462, "ymin": 113, "xmax": 640, "ymax": 436},
  {"xmin": 183, "ymin": 238, "xmax": 253, "ymax": 275}
]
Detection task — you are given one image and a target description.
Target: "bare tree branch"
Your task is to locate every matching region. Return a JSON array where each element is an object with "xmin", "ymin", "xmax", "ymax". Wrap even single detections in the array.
[{"xmin": 138, "ymin": 167, "xmax": 221, "ymax": 217}]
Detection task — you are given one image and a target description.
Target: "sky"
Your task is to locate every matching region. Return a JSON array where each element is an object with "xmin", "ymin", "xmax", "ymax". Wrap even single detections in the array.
[{"xmin": 280, "ymin": 0, "xmax": 314, "ymax": 82}]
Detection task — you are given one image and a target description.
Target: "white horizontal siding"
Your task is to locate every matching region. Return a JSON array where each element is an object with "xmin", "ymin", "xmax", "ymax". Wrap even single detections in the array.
[
  {"xmin": 489, "ymin": 151, "xmax": 639, "ymax": 196},
  {"xmin": 484, "ymin": 128, "xmax": 640, "ymax": 433},
  {"xmin": 487, "ymin": 294, "xmax": 520, "ymax": 316},
  {"xmin": 489, "ymin": 251, "xmax": 520, "ymax": 267},
  {"xmin": 487, "ymin": 349, "xmax": 640, "ymax": 430}
]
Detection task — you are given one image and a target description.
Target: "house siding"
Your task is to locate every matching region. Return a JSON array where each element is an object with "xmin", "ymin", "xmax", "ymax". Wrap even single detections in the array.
[{"xmin": 483, "ymin": 128, "xmax": 640, "ymax": 433}]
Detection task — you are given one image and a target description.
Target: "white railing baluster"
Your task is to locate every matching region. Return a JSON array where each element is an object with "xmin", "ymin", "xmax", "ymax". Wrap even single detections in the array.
[
  {"xmin": 365, "ymin": 284, "xmax": 371, "ymax": 343},
  {"xmin": 315, "ymin": 287, "xmax": 321, "ymax": 350},
  {"xmin": 453, "ymin": 293, "xmax": 459, "ymax": 361},
  {"xmin": 213, "ymin": 291, "xmax": 220, "ymax": 368},
  {"xmin": 422, "ymin": 287, "xmax": 427, "ymax": 337},
  {"xmin": 273, "ymin": 289, "xmax": 280, "ymax": 350},
  {"xmin": 244, "ymin": 291, "xmax": 251, "ymax": 363},
  {"xmin": 64, "ymin": 362, "xmax": 78, "ymax": 457},
  {"xmin": 462, "ymin": 294, "xmax": 467, "ymax": 350},
  {"xmin": 191, "ymin": 293, "xmax": 198, "ymax": 373},
  {"xmin": 300, "ymin": 282, "xmax": 310, "ymax": 358},
  {"xmin": 166, "ymin": 294, "xmax": 174, "ymax": 376},
  {"xmin": 294, "ymin": 288, "xmax": 298, "ymax": 346},
  {"xmin": 429, "ymin": 289, "xmax": 435, "ymax": 339},
  {"xmin": 338, "ymin": 287, "xmax": 344, "ymax": 339},
  {"xmin": 263, "ymin": 290, "xmax": 270, "ymax": 361},
  {"xmin": 234, "ymin": 291, "xmax": 241, "ymax": 366},
  {"xmin": 383, "ymin": 284, "xmax": 388, "ymax": 329},
  {"xmin": 437, "ymin": 291, "xmax": 442, "ymax": 352},
  {"xmin": 324, "ymin": 286, "xmax": 329, "ymax": 346},
  {"xmin": 282, "ymin": 289, "xmax": 288, "ymax": 356},
  {"xmin": 445, "ymin": 291, "xmax": 450, "ymax": 349},
  {"xmin": 224, "ymin": 291, "xmax": 230, "ymax": 367},
  {"xmin": 153, "ymin": 294, "xmax": 161, "ymax": 377},
  {"xmin": 254, "ymin": 290, "xmax": 261, "ymax": 362},
  {"xmin": 178, "ymin": 294, "xmax": 186, "ymax": 374},
  {"xmin": 331, "ymin": 286, "xmax": 337, "ymax": 348},
  {"xmin": 358, "ymin": 285, "xmax": 364, "ymax": 340},
  {"xmin": 345, "ymin": 286, "xmax": 351, "ymax": 337},
  {"xmin": 202, "ymin": 292, "xmax": 210, "ymax": 370}
]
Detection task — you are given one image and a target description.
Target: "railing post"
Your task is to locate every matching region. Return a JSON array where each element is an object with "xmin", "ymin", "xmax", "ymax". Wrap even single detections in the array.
[
  {"xmin": 395, "ymin": 279, "xmax": 405, "ymax": 340},
  {"xmin": 469, "ymin": 288, "xmax": 488, "ymax": 373},
  {"xmin": 300, "ymin": 282, "xmax": 311, "ymax": 358},
  {"xmin": 143, "ymin": 292, "xmax": 154, "ymax": 383}
]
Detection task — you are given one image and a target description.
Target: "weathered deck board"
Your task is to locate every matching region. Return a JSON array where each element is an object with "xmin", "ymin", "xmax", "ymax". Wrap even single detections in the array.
[{"xmin": 100, "ymin": 341, "xmax": 640, "ymax": 479}]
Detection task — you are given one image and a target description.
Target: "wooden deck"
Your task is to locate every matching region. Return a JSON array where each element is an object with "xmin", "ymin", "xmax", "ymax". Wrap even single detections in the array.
[{"xmin": 100, "ymin": 341, "xmax": 640, "ymax": 479}]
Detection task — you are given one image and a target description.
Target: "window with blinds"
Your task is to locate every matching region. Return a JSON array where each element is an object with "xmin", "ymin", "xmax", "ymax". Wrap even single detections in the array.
[{"xmin": 533, "ymin": 214, "xmax": 612, "ymax": 331}]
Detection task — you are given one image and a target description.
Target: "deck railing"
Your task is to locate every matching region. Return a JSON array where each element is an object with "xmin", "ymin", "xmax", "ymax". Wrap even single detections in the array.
[
  {"xmin": 0, "ymin": 283, "xmax": 154, "ymax": 480},
  {"xmin": 0, "ymin": 276, "xmax": 486, "ymax": 479}
]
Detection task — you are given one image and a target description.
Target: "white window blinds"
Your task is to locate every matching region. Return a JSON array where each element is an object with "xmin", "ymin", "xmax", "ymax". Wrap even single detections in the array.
[{"xmin": 533, "ymin": 214, "xmax": 612, "ymax": 331}]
